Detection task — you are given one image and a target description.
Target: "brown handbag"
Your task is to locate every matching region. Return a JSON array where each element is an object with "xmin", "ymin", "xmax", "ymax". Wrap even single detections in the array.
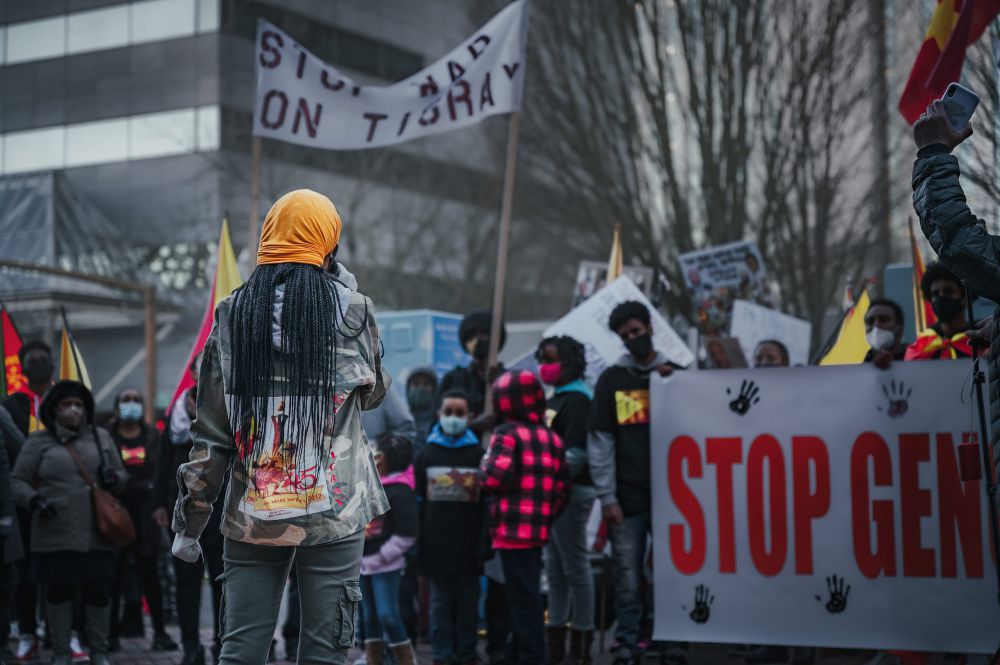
[{"xmin": 65, "ymin": 431, "xmax": 136, "ymax": 549}]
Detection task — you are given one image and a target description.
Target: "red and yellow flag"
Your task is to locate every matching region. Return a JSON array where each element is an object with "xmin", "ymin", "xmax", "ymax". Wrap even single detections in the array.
[
  {"xmin": 908, "ymin": 219, "xmax": 938, "ymax": 335},
  {"xmin": 167, "ymin": 219, "xmax": 243, "ymax": 409},
  {"xmin": 1, "ymin": 306, "xmax": 26, "ymax": 398},
  {"xmin": 899, "ymin": 0, "xmax": 1000, "ymax": 125}
]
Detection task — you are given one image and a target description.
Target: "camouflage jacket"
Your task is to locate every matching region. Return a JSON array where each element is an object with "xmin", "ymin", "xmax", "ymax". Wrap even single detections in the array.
[{"xmin": 172, "ymin": 279, "xmax": 390, "ymax": 546}]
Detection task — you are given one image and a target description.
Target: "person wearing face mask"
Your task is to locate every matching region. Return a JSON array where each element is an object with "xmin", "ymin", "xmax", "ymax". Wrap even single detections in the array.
[
  {"xmin": 1, "ymin": 341, "xmax": 55, "ymax": 664},
  {"xmin": 905, "ymin": 263, "xmax": 974, "ymax": 361},
  {"xmin": 405, "ymin": 368, "xmax": 438, "ymax": 454},
  {"xmin": 535, "ymin": 336, "xmax": 595, "ymax": 665},
  {"xmin": 10, "ymin": 380, "xmax": 128, "ymax": 665},
  {"xmin": 752, "ymin": 340, "xmax": 789, "ymax": 368},
  {"xmin": 863, "ymin": 299, "xmax": 906, "ymax": 370},
  {"xmin": 106, "ymin": 389, "xmax": 178, "ymax": 654},
  {"xmin": 587, "ymin": 301, "xmax": 676, "ymax": 665},
  {"xmin": 437, "ymin": 312, "xmax": 507, "ymax": 433},
  {"xmin": 414, "ymin": 390, "xmax": 484, "ymax": 665},
  {"xmin": 154, "ymin": 365, "xmax": 224, "ymax": 665}
]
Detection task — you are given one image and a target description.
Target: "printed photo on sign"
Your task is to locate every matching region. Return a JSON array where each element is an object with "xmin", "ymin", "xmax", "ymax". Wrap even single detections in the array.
[
  {"xmin": 678, "ymin": 241, "xmax": 774, "ymax": 335},
  {"xmin": 649, "ymin": 362, "xmax": 1000, "ymax": 653},
  {"xmin": 702, "ymin": 337, "xmax": 748, "ymax": 369},
  {"xmin": 571, "ymin": 261, "xmax": 655, "ymax": 308},
  {"xmin": 425, "ymin": 466, "xmax": 481, "ymax": 503},
  {"xmin": 729, "ymin": 300, "xmax": 812, "ymax": 368}
]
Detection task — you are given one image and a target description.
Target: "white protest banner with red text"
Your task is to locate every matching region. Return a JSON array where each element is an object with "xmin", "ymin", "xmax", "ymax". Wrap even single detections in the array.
[
  {"xmin": 650, "ymin": 361, "xmax": 999, "ymax": 652},
  {"xmin": 253, "ymin": 1, "xmax": 528, "ymax": 150}
]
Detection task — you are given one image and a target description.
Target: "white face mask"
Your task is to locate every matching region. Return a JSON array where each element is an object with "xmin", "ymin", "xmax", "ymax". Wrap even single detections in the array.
[{"xmin": 866, "ymin": 327, "xmax": 897, "ymax": 352}]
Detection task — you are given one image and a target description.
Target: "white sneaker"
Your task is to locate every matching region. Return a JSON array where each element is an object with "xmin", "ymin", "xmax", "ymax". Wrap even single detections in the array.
[
  {"xmin": 15, "ymin": 635, "xmax": 39, "ymax": 663},
  {"xmin": 69, "ymin": 632, "xmax": 89, "ymax": 663}
]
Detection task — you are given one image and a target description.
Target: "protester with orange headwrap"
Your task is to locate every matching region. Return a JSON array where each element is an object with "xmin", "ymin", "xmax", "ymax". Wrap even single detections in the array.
[{"xmin": 169, "ymin": 189, "xmax": 396, "ymax": 665}]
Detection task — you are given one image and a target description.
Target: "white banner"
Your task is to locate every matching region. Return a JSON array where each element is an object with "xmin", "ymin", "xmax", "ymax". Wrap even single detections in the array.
[
  {"xmin": 729, "ymin": 300, "xmax": 812, "ymax": 367},
  {"xmin": 253, "ymin": 2, "xmax": 528, "ymax": 150},
  {"xmin": 650, "ymin": 361, "xmax": 1000, "ymax": 652},
  {"xmin": 545, "ymin": 276, "xmax": 695, "ymax": 385}
]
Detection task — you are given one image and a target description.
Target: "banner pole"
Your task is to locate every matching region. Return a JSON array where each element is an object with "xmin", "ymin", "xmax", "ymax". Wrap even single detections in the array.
[
  {"xmin": 248, "ymin": 136, "xmax": 262, "ymax": 258},
  {"xmin": 483, "ymin": 112, "xmax": 522, "ymax": 418}
]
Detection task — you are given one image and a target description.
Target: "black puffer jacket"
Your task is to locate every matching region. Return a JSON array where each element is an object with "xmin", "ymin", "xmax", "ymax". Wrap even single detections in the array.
[{"xmin": 912, "ymin": 146, "xmax": 1000, "ymax": 507}]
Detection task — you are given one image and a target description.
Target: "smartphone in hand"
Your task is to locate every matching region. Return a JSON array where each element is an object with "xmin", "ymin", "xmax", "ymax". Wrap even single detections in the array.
[{"xmin": 941, "ymin": 82, "xmax": 979, "ymax": 130}]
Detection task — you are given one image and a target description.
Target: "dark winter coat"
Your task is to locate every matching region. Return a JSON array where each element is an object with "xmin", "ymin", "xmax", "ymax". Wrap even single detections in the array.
[
  {"xmin": 913, "ymin": 145, "xmax": 1000, "ymax": 507},
  {"xmin": 110, "ymin": 423, "xmax": 164, "ymax": 556}
]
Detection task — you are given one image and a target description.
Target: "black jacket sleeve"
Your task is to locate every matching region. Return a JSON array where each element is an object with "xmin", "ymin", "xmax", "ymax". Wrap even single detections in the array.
[
  {"xmin": 913, "ymin": 153, "xmax": 1000, "ymax": 302},
  {"xmin": 556, "ymin": 394, "xmax": 591, "ymax": 450}
]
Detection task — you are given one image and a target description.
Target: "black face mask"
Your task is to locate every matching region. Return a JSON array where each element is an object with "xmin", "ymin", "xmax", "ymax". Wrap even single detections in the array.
[
  {"xmin": 931, "ymin": 296, "xmax": 964, "ymax": 323},
  {"xmin": 472, "ymin": 338, "xmax": 490, "ymax": 360},
  {"xmin": 24, "ymin": 358, "xmax": 53, "ymax": 384},
  {"xmin": 624, "ymin": 334, "xmax": 654, "ymax": 361}
]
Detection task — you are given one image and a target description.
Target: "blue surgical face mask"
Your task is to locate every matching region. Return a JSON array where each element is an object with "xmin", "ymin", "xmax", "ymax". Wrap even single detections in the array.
[
  {"xmin": 440, "ymin": 415, "xmax": 468, "ymax": 437},
  {"xmin": 118, "ymin": 402, "xmax": 143, "ymax": 422}
]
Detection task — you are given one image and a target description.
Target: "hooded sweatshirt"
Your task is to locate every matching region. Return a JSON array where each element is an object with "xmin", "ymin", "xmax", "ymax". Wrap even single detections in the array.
[
  {"xmin": 480, "ymin": 370, "xmax": 568, "ymax": 549},
  {"xmin": 415, "ymin": 423, "xmax": 484, "ymax": 577},
  {"xmin": 362, "ymin": 465, "xmax": 417, "ymax": 575},
  {"xmin": 587, "ymin": 351, "xmax": 669, "ymax": 517}
]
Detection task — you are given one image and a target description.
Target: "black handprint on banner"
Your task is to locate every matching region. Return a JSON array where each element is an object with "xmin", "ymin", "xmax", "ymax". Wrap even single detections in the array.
[
  {"xmin": 822, "ymin": 575, "xmax": 850, "ymax": 614},
  {"xmin": 877, "ymin": 380, "xmax": 912, "ymax": 419},
  {"xmin": 727, "ymin": 380, "xmax": 761, "ymax": 416},
  {"xmin": 688, "ymin": 584, "xmax": 714, "ymax": 624}
]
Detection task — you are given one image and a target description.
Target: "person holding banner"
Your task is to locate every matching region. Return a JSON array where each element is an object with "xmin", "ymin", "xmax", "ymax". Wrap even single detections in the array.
[
  {"xmin": 169, "ymin": 189, "xmax": 390, "ymax": 665},
  {"xmin": 536, "ymin": 336, "xmax": 596, "ymax": 665},
  {"xmin": 587, "ymin": 302, "xmax": 677, "ymax": 665}
]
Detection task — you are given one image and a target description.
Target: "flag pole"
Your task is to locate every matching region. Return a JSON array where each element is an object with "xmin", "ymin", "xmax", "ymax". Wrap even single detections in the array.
[
  {"xmin": 248, "ymin": 136, "xmax": 262, "ymax": 259},
  {"xmin": 483, "ymin": 112, "xmax": 522, "ymax": 416}
]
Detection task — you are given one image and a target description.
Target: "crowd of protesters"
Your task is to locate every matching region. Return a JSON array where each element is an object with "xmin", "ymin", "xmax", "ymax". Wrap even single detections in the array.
[{"xmin": 0, "ymin": 174, "xmax": 986, "ymax": 665}]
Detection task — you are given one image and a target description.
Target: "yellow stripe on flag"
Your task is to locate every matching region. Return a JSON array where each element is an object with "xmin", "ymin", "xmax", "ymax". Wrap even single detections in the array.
[
  {"xmin": 214, "ymin": 219, "xmax": 242, "ymax": 309},
  {"xmin": 820, "ymin": 289, "xmax": 872, "ymax": 366},
  {"xmin": 59, "ymin": 328, "xmax": 91, "ymax": 389}
]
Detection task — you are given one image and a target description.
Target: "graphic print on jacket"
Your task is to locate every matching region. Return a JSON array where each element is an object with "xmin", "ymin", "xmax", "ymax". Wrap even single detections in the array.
[{"xmin": 480, "ymin": 370, "xmax": 569, "ymax": 547}]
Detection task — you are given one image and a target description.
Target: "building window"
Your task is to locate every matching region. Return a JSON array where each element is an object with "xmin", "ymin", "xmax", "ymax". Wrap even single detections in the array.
[
  {"xmin": 5, "ymin": 15, "xmax": 66, "ymax": 65},
  {"xmin": 130, "ymin": 0, "xmax": 197, "ymax": 45},
  {"xmin": 0, "ymin": 106, "xmax": 220, "ymax": 175},
  {"xmin": 220, "ymin": 0, "xmax": 424, "ymax": 82},
  {"xmin": 67, "ymin": 5, "xmax": 129, "ymax": 55}
]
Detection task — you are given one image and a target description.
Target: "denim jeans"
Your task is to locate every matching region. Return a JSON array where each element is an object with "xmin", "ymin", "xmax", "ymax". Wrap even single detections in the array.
[
  {"xmin": 429, "ymin": 573, "xmax": 480, "ymax": 662},
  {"xmin": 218, "ymin": 530, "xmax": 364, "ymax": 665},
  {"xmin": 360, "ymin": 570, "xmax": 409, "ymax": 646},
  {"xmin": 545, "ymin": 485, "xmax": 596, "ymax": 630},
  {"xmin": 499, "ymin": 548, "xmax": 544, "ymax": 665},
  {"xmin": 608, "ymin": 511, "xmax": 651, "ymax": 651}
]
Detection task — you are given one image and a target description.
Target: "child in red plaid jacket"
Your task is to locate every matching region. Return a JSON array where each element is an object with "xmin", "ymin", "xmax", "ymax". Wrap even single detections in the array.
[{"xmin": 481, "ymin": 369, "xmax": 569, "ymax": 665}]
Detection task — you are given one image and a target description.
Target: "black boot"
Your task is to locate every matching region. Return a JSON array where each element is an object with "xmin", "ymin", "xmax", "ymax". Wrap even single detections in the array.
[
  {"xmin": 567, "ymin": 630, "xmax": 593, "ymax": 665},
  {"xmin": 545, "ymin": 626, "xmax": 567, "ymax": 665},
  {"xmin": 182, "ymin": 645, "xmax": 207, "ymax": 665}
]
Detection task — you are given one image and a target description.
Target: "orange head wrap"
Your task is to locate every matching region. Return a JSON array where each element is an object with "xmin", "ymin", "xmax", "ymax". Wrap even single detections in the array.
[{"xmin": 256, "ymin": 189, "xmax": 342, "ymax": 267}]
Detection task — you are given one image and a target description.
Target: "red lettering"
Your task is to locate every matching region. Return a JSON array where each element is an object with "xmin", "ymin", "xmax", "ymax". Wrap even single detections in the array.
[
  {"xmin": 292, "ymin": 99, "xmax": 322, "ymax": 138},
  {"xmin": 362, "ymin": 112, "xmax": 388, "ymax": 143},
  {"xmin": 261, "ymin": 90, "xmax": 288, "ymax": 129},
  {"xmin": 900, "ymin": 433, "xmax": 935, "ymax": 577},
  {"xmin": 448, "ymin": 60, "xmax": 466, "ymax": 82},
  {"xmin": 706, "ymin": 437, "xmax": 742, "ymax": 573},
  {"xmin": 937, "ymin": 433, "xmax": 984, "ymax": 578},
  {"xmin": 419, "ymin": 104, "xmax": 439, "ymax": 127},
  {"xmin": 851, "ymin": 432, "xmax": 896, "ymax": 578},
  {"xmin": 747, "ymin": 435, "xmax": 787, "ymax": 577},
  {"xmin": 447, "ymin": 80, "xmax": 473, "ymax": 121},
  {"xmin": 668, "ymin": 436, "xmax": 706, "ymax": 575},
  {"xmin": 467, "ymin": 34, "xmax": 490, "ymax": 59},
  {"xmin": 259, "ymin": 30, "xmax": 283, "ymax": 68},
  {"xmin": 480, "ymin": 72, "xmax": 495, "ymax": 110},
  {"xmin": 792, "ymin": 436, "xmax": 830, "ymax": 575},
  {"xmin": 321, "ymin": 69, "xmax": 346, "ymax": 91},
  {"xmin": 296, "ymin": 50, "xmax": 306, "ymax": 79}
]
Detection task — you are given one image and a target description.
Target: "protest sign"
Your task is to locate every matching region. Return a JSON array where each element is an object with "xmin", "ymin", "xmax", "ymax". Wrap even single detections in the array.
[
  {"xmin": 252, "ymin": 2, "xmax": 528, "ymax": 150},
  {"xmin": 730, "ymin": 300, "xmax": 812, "ymax": 367},
  {"xmin": 678, "ymin": 241, "xmax": 773, "ymax": 334},
  {"xmin": 545, "ymin": 276, "xmax": 694, "ymax": 385},
  {"xmin": 571, "ymin": 261, "xmax": 654, "ymax": 308},
  {"xmin": 702, "ymin": 337, "xmax": 747, "ymax": 369},
  {"xmin": 650, "ymin": 361, "xmax": 1000, "ymax": 652}
]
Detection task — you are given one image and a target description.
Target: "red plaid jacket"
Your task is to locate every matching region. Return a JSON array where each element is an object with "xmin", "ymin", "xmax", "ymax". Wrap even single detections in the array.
[{"xmin": 481, "ymin": 370, "xmax": 569, "ymax": 547}]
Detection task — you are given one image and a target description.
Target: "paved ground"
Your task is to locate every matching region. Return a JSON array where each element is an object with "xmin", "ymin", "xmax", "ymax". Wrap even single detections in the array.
[{"xmin": 77, "ymin": 630, "xmax": 886, "ymax": 665}]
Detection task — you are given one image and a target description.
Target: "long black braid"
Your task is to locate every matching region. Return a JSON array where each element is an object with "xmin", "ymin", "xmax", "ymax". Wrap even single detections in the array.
[{"xmin": 227, "ymin": 262, "xmax": 366, "ymax": 485}]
